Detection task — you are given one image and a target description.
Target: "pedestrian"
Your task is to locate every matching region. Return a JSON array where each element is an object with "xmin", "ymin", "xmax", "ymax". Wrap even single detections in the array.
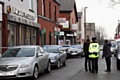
[
  {"xmin": 83, "ymin": 39, "xmax": 91, "ymax": 72},
  {"xmin": 102, "ymin": 39, "xmax": 112, "ymax": 72},
  {"xmin": 89, "ymin": 37, "xmax": 100, "ymax": 73}
]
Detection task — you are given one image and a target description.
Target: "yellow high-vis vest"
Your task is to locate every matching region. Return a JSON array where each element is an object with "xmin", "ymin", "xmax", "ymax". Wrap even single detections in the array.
[{"xmin": 89, "ymin": 43, "xmax": 100, "ymax": 58}]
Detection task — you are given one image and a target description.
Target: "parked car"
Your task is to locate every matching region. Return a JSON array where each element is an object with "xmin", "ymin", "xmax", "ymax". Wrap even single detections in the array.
[
  {"xmin": 0, "ymin": 45, "xmax": 51, "ymax": 79},
  {"xmin": 67, "ymin": 45, "xmax": 84, "ymax": 58},
  {"xmin": 100, "ymin": 45, "xmax": 103, "ymax": 51},
  {"xmin": 43, "ymin": 45, "xmax": 66, "ymax": 69},
  {"xmin": 111, "ymin": 45, "xmax": 115, "ymax": 54}
]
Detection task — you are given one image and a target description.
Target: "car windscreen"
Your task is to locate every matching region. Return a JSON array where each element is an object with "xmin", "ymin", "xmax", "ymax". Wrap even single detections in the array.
[
  {"xmin": 71, "ymin": 45, "xmax": 81, "ymax": 49},
  {"xmin": 2, "ymin": 48, "xmax": 35, "ymax": 57},
  {"xmin": 44, "ymin": 47, "xmax": 59, "ymax": 53}
]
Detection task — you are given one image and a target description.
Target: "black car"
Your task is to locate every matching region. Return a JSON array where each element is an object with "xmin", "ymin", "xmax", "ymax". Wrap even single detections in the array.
[{"xmin": 116, "ymin": 44, "xmax": 120, "ymax": 70}]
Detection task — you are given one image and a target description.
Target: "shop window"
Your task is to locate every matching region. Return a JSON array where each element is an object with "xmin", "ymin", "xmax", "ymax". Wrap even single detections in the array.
[
  {"xmin": 26, "ymin": 27, "xmax": 36, "ymax": 45},
  {"xmin": 19, "ymin": 26, "xmax": 24, "ymax": 45},
  {"xmin": 8, "ymin": 24, "xmax": 17, "ymax": 47}
]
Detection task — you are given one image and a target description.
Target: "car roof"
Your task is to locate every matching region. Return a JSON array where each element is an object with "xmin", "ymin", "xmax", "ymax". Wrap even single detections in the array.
[{"xmin": 8, "ymin": 45, "xmax": 39, "ymax": 49}]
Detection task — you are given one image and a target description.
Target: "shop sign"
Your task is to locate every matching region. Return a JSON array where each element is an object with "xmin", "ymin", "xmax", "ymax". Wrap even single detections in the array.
[
  {"xmin": 59, "ymin": 32, "xmax": 64, "ymax": 36},
  {"xmin": 0, "ymin": 4, "xmax": 2, "ymax": 21},
  {"xmin": 54, "ymin": 27, "xmax": 60, "ymax": 32},
  {"xmin": 58, "ymin": 18, "xmax": 66, "ymax": 23},
  {"xmin": 8, "ymin": 15, "xmax": 40, "ymax": 28},
  {"xmin": 6, "ymin": 5, "xmax": 36, "ymax": 20},
  {"xmin": 66, "ymin": 34, "xmax": 73, "ymax": 36},
  {"xmin": 60, "ymin": 21, "xmax": 69, "ymax": 28},
  {"xmin": 72, "ymin": 24, "xmax": 78, "ymax": 30}
]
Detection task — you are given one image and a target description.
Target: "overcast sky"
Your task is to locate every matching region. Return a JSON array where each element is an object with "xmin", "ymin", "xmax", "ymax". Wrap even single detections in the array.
[{"xmin": 75, "ymin": 0, "xmax": 120, "ymax": 39}]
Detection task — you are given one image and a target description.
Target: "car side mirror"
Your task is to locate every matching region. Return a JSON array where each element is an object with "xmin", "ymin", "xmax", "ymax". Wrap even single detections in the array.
[{"xmin": 37, "ymin": 53, "xmax": 43, "ymax": 57}]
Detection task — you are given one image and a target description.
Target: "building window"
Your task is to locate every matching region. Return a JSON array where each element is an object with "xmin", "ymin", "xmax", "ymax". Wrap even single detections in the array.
[
  {"xmin": 49, "ymin": 2, "xmax": 51, "ymax": 19},
  {"xmin": 42, "ymin": 0, "xmax": 45, "ymax": 16},
  {"xmin": 29, "ymin": 0, "xmax": 33, "ymax": 10},
  {"xmin": 8, "ymin": 24, "xmax": 17, "ymax": 47},
  {"xmin": 19, "ymin": 26, "xmax": 25, "ymax": 45},
  {"xmin": 26, "ymin": 27, "xmax": 36, "ymax": 45},
  {"xmin": 54, "ymin": 6, "xmax": 56, "ymax": 21}
]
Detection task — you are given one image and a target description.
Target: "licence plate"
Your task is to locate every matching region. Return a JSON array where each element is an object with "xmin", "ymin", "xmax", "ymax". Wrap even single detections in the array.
[
  {"xmin": 0, "ymin": 72, "xmax": 15, "ymax": 76},
  {"xmin": 71, "ymin": 53, "xmax": 77, "ymax": 55}
]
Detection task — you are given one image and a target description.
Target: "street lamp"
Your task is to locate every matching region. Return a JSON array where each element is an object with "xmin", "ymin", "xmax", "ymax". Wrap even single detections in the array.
[{"xmin": 84, "ymin": 7, "xmax": 88, "ymax": 40}]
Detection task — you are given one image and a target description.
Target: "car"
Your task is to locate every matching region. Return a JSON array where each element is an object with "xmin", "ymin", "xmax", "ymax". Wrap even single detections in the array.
[
  {"xmin": 100, "ymin": 45, "xmax": 103, "ymax": 51},
  {"xmin": 116, "ymin": 44, "xmax": 120, "ymax": 70},
  {"xmin": 0, "ymin": 45, "xmax": 51, "ymax": 79},
  {"xmin": 110, "ymin": 45, "xmax": 115, "ymax": 54},
  {"xmin": 43, "ymin": 45, "xmax": 67, "ymax": 69},
  {"xmin": 67, "ymin": 45, "xmax": 84, "ymax": 58}
]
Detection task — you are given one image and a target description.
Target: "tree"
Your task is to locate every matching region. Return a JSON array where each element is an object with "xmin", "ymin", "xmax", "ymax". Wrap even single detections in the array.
[
  {"xmin": 95, "ymin": 26, "xmax": 108, "ymax": 44},
  {"xmin": 109, "ymin": 0, "xmax": 120, "ymax": 7}
]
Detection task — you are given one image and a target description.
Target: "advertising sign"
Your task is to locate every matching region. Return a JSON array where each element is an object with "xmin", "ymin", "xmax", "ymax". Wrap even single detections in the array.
[{"xmin": 0, "ymin": 4, "xmax": 2, "ymax": 21}]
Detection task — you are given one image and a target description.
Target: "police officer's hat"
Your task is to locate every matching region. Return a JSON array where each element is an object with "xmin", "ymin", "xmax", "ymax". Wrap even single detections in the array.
[{"xmin": 92, "ymin": 37, "xmax": 96, "ymax": 41}]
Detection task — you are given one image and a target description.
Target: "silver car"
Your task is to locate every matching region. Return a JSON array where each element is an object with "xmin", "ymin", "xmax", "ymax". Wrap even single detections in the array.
[
  {"xmin": 44, "ymin": 45, "xmax": 67, "ymax": 69},
  {"xmin": 0, "ymin": 45, "xmax": 51, "ymax": 79},
  {"xmin": 67, "ymin": 45, "xmax": 84, "ymax": 57}
]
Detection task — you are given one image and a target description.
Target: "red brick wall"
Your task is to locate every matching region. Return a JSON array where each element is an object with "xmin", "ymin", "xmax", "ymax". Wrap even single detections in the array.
[{"xmin": 38, "ymin": 0, "xmax": 60, "ymax": 45}]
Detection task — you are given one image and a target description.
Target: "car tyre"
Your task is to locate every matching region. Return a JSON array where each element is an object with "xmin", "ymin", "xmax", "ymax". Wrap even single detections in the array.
[
  {"xmin": 63, "ymin": 59, "xmax": 66, "ymax": 66},
  {"xmin": 45, "ymin": 61, "xmax": 51, "ymax": 73},
  {"xmin": 56, "ymin": 60, "xmax": 61, "ymax": 69},
  {"xmin": 32, "ymin": 65, "xmax": 39, "ymax": 79}
]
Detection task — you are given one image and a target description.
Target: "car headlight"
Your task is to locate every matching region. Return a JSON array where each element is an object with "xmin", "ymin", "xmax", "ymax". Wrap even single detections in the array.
[
  {"xmin": 21, "ymin": 63, "xmax": 31, "ymax": 68},
  {"xmin": 50, "ymin": 56, "xmax": 57, "ymax": 60}
]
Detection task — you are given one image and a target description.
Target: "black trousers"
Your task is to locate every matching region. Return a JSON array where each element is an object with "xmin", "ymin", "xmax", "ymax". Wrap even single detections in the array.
[
  {"xmin": 85, "ymin": 56, "xmax": 91, "ymax": 71},
  {"xmin": 91, "ymin": 58, "xmax": 98, "ymax": 72},
  {"xmin": 105, "ymin": 58, "xmax": 111, "ymax": 71}
]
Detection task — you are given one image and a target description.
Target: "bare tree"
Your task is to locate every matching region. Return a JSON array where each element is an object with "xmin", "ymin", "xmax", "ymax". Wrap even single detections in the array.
[
  {"xmin": 95, "ymin": 26, "xmax": 108, "ymax": 44},
  {"xmin": 109, "ymin": 0, "xmax": 120, "ymax": 7}
]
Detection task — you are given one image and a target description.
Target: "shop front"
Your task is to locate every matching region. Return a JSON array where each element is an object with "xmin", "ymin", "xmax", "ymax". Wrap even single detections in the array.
[{"xmin": 3, "ymin": 4, "xmax": 40, "ymax": 48}]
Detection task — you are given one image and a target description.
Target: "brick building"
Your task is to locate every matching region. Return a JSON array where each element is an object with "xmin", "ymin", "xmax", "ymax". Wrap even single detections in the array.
[
  {"xmin": 57, "ymin": 0, "xmax": 78, "ymax": 45},
  {"xmin": 38, "ymin": 0, "xmax": 60, "ymax": 46}
]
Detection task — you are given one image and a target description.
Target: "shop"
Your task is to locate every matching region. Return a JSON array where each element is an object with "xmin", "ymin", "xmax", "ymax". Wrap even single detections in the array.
[{"xmin": 4, "ymin": 4, "xmax": 40, "ymax": 48}]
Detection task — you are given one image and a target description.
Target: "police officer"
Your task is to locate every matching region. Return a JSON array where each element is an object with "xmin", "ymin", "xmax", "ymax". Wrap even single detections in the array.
[{"xmin": 89, "ymin": 37, "xmax": 100, "ymax": 73}]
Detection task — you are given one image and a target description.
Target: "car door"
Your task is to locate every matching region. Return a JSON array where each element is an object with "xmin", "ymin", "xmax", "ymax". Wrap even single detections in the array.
[
  {"xmin": 39, "ymin": 46, "xmax": 48, "ymax": 70},
  {"xmin": 59, "ymin": 49, "xmax": 65, "ymax": 63},
  {"xmin": 36, "ymin": 47, "xmax": 44, "ymax": 71}
]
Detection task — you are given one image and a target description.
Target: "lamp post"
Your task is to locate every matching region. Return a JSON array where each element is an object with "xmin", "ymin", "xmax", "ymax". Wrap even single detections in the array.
[{"xmin": 84, "ymin": 7, "xmax": 88, "ymax": 40}]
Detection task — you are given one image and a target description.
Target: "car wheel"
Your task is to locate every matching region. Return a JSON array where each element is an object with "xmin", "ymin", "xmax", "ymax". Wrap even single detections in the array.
[
  {"xmin": 63, "ymin": 59, "xmax": 66, "ymax": 66},
  {"xmin": 56, "ymin": 60, "xmax": 61, "ymax": 69},
  {"xmin": 33, "ymin": 66, "xmax": 39, "ymax": 79},
  {"xmin": 117, "ymin": 59, "xmax": 120, "ymax": 70},
  {"xmin": 45, "ymin": 61, "xmax": 51, "ymax": 73}
]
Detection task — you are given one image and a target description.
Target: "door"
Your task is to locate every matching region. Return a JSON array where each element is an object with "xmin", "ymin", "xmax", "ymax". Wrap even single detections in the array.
[
  {"xmin": 36, "ymin": 47, "xmax": 44, "ymax": 71},
  {"xmin": 39, "ymin": 46, "xmax": 48, "ymax": 69}
]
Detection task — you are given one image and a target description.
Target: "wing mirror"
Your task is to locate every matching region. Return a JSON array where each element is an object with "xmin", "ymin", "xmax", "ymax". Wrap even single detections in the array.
[
  {"xmin": 37, "ymin": 53, "xmax": 43, "ymax": 57},
  {"xmin": 0, "ymin": 54, "xmax": 2, "ymax": 57}
]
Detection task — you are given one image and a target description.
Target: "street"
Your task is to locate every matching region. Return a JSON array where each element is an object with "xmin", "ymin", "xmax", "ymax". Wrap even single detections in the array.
[
  {"xmin": 3, "ymin": 52, "xmax": 120, "ymax": 80},
  {"xmin": 34, "ymin": 52, "xmax": 120, "ymax": 80}
]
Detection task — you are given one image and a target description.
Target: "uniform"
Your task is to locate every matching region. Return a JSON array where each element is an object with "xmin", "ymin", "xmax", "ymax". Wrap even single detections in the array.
[{"xmin": 89, "ymin": 40, "xmax": 100, "ymax": 73}]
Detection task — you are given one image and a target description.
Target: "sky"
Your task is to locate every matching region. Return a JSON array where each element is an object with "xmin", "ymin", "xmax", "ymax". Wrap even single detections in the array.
[{"xmin": 75, "ymin": 0, "xmax": 120, "ymax": 39}]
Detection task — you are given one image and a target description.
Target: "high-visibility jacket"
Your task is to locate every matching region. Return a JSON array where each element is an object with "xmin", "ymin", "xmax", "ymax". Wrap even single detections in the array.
[{"xmin": 89, "ymin": 43, "xmax": 100, "ymax": 58}]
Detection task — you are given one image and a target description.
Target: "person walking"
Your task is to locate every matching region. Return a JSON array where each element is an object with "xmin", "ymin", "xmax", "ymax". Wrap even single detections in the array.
[
  {"xmin": 102, "ymin": 39, "xmax": 112, "ymax": 72},
  {"xmin": 83, "ymin": 39, "xmax": 91, "ymax": 72},
  {"xmin": 89, "ymin": 37, "xmax": 100, "ymax": 73}
]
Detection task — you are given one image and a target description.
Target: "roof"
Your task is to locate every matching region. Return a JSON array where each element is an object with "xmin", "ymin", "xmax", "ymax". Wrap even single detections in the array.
[
  {"xmin": 56, "ymin": 0, "xmax": 75, "ymax": 12},
  {"xmin": 9, "ymin": 45, "xmax": 39, "ymax": 49},
  {"xmin": 77, "ymin": 12, "xmax": 82, "ymax": 19}
]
